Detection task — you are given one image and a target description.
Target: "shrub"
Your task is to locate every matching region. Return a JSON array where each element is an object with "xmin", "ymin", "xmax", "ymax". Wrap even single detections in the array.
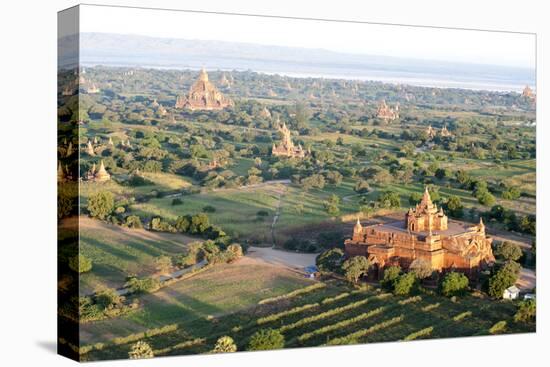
[
  {"xmin": 393, "ymin": 273, "xmax": 417, "ymax": 296},
  {"xmin": 127, "ymin": 174, "xmax": 150, "ymax": 187},
  {"xmin": 203, "ymin": 205, "xmax": 216, "ymax": 213},
  {"xmin": 226, "ymin": 243, "xmax": 243, "ymax": 260},
  {"xmin": 68, "ymin": 254, "xmax": 92, "ymax": 274},
  {"xmin": 212, "ymin": 336, "xmax": 237, "ymax": 353},
  {"xmin": 154, "ymin": 256, "xmax": 172, "ymax": 274},
  {"xmin": 248, "ymin": 329, "xmax": 285, "ymax": 351},
  {"xmin": 453, "ymin": 311, "xmax": 472, "ymax": 321},
  {"xmin": 171, "ymin": 198, "xmax": 183, "ymax": 206},
  {"xmin": 128, "ymin": 341, "xmax": 154, "ymax": 359},
  {"xmin": 440, "ymin": 272, "xmax": 469, "ymax": 297},
  {"xmin": 124, "ymin": 215, "xmax": 143, "ymax": 229},
  {"xmin": 87, "ymin": 191, "xmax": 114, "ymax": 219},
  {"xmin": 125, "ymin": 276, "xmax": 161, "ymax": 294},
  {"xmin": 514, "ymin": 299, "xmax": 536, "ymax": 323},
  {"xmin": 257, "ymin": 210, "xmax": 269, "ymax": 217},
  {"xmin": 150, "ymin": 216, "xmax": 176, "ymax": 232},
  {"xmin": 489, "ymin": 321, "xmax": 507, "ymax": 334}
]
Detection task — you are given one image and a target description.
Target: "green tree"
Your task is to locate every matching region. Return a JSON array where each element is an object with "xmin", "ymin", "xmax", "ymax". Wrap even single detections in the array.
[
  {"xmin": 494, "ymin": 241, "xmax": 523, "ymax": 262},
  {"xmin": 154, "ymin": 256, "xmax": 172, "ymax": 274},
  {"xmin": 488, "ymin": 261, "xmax": 521, "ymax": 298},
  {"xmin": 190, "ymin": 213, "xmax": 210, "ymax": 233},
  {"xmin": 128, "ymin": 341, "xmax": 154, "ymax": 359},
  {"xmin": 342, "ymin": 256, "xmax": 371, "ymax": 284},
  {"xmin": 378, "ymin": 191, "xmax": 401, "ymax": 209},
  {"xmin": 440, "ymin": 272, "xmax": 469, "ymax": 297},
  {"xmin": 445, "ymin": 196, "xmax": 464, "ymax": 218},
  {"xmin": 408, "ymin": 192, "xmax": 423, "ymax": 206},
  {"xmin": 381, "ymin": 265, "xmax": 401, "ymax": 289},
  {"xmin": 514, "ymin": 299, "xmax": 536, "ymax": 323},
  {"xmin": 175, "ymin": 215, "xmax": 191, "ymax": 233},
  {"xmin": 409, "ymin": 259, "xmax": 432, "ymax": 280},
  {"xmin": 212, "ymin": 336, "xmax": 237, "ymax": 353},
  {"xmin": 87, "ymin": 191, "xmax": 114, "ymax": 219},
  {"xmin": 316, "ymin": 248, "xmax": 344, "ymax": 273},
  {"xmin": 323, "ymin": 194, "xmax": 341, "ymax": 216},
  {"xmin": 477, "ymin": 191, "xmax": 496, "ymax": 206},
  {"xmin": 248, "ymin": 329, "xmax": 285, "ymax": 351},
  {"xmin": 68, "ymin": 254, "xmax": 92, "ymax": 274},
  {"xmin": 393, "ymin": 272, "xmax": 417, "ymax": 296},
  {"xmin": 354, "ymin": 179, "xmax": 370, "ymax": 194}
]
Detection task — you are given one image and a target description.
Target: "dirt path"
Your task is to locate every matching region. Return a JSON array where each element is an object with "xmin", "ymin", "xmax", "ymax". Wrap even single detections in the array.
[
  {"xmin": 516, "ymin": 268, "xmax": 536, "ymax": 291},
  {"xmin": 271, "ymin": 184, "xmax": 289, "ymax": 247},
  {"xmin": 247, "ymin": 246, "xmax": 317, "ymax": 269}
]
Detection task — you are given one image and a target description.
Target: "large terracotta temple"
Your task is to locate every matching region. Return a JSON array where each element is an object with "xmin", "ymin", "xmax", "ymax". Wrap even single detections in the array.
[
  {"xmin": 175, "ymin": 68, "xmax": 233, "ymax": 110},
  {"xmin": 345, "ymin": 188, "xmax": 495, "ymax": 277}
]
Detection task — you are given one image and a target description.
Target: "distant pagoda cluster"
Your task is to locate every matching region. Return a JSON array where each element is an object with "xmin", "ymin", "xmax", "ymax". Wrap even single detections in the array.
[
  {"xmin": 175, "ymin": 68, "xmax": 233, "ymax": 110},
  {"xmin": 426, "ymin": 124, "xmax": 452, "ymax": 139},
  {"xmin": 376, "ymin": 100, "xmax": 399, "ymax": 122},
  {"xmin": 271, "ymin": 121, "xmax": 306, "ymax": 158}
]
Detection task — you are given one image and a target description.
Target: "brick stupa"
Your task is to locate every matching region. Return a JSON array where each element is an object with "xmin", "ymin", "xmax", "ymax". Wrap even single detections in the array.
[{"xmin": 175, "ymin": 68, "xmax": 233, "ymax": 110}]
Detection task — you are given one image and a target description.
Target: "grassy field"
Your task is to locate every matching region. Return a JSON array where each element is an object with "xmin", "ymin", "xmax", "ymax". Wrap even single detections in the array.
[
  {"xmin": 80, "ymin": 257, "xmax": 315, "ymax": 346},
  {"xmin": 78, "ymin": 217, "xmax": 196, "ymax": 294},
  {"xmin": 131, "ymin": 183, "xmax": 285, "ymax": 243},
  {"xmin": 80, "ymin": 278, "xmax": 534, "ymax": 361}
]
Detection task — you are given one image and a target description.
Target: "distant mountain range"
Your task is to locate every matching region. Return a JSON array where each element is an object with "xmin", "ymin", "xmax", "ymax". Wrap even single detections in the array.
[{"xmin": 60, "ymin": 32, "xmax": 535, "ymax": 92}]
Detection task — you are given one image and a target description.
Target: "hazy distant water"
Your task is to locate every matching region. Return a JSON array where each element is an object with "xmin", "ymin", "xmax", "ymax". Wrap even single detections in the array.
[
  {"xmin": 74, "ymin": 33, "xmax": 535, "ymax": 93},
  {"xmin": 81, "ymin": 55, "xmax": 533, "ymax": 93}
]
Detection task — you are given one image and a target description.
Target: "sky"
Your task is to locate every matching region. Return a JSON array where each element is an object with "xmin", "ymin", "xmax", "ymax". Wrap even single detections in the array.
[{"xmin": 78, "ymin": 4, "xmax": 536, "ymax": 69}]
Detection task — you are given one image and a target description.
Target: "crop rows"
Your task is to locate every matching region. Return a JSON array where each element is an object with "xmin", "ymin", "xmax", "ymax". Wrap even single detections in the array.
[
  {"xmin": 278, "ymin": 298, "xmax": 370, "ymax": 333},
  {"xmin": 326, "ymin": 315, "xmax": 405, "ymax": 345},
  {"xmin": 398, "ymin": 295, "xmax": 422, "ymax": 305},
  {"xmin": 403, "ymin": 326, "xmax": 434, "ymax": 341},
  {"xmin": 453, "ymin": 311, "xmax": 472, "ymax": 321},
  {"xmin": 421, "ymin": 303, "xmax": 440, "ymax": 312},
  {"xmin": 297, "ymin": 306, "xmax": 387, "ymax": 342},
  {"xmin": 321, "ymin": 292, "xmax": 350, "ymax": 305},
  {"xmin": 258, "ymin": 282, "xmax": 326, "ymax": 305},
  {"xmin": 153, "ymin": 337, "xmax": 205, "ymax": 355},
  {"xmin": 257, "ymin": 302, "xmax": 320, "ymax": 324}
]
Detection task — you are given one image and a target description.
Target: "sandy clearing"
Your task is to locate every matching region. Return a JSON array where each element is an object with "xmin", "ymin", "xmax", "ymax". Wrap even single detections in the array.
[{"xmin": 247, "ymin": 246, "xmax": 317, "ymax": 269}]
